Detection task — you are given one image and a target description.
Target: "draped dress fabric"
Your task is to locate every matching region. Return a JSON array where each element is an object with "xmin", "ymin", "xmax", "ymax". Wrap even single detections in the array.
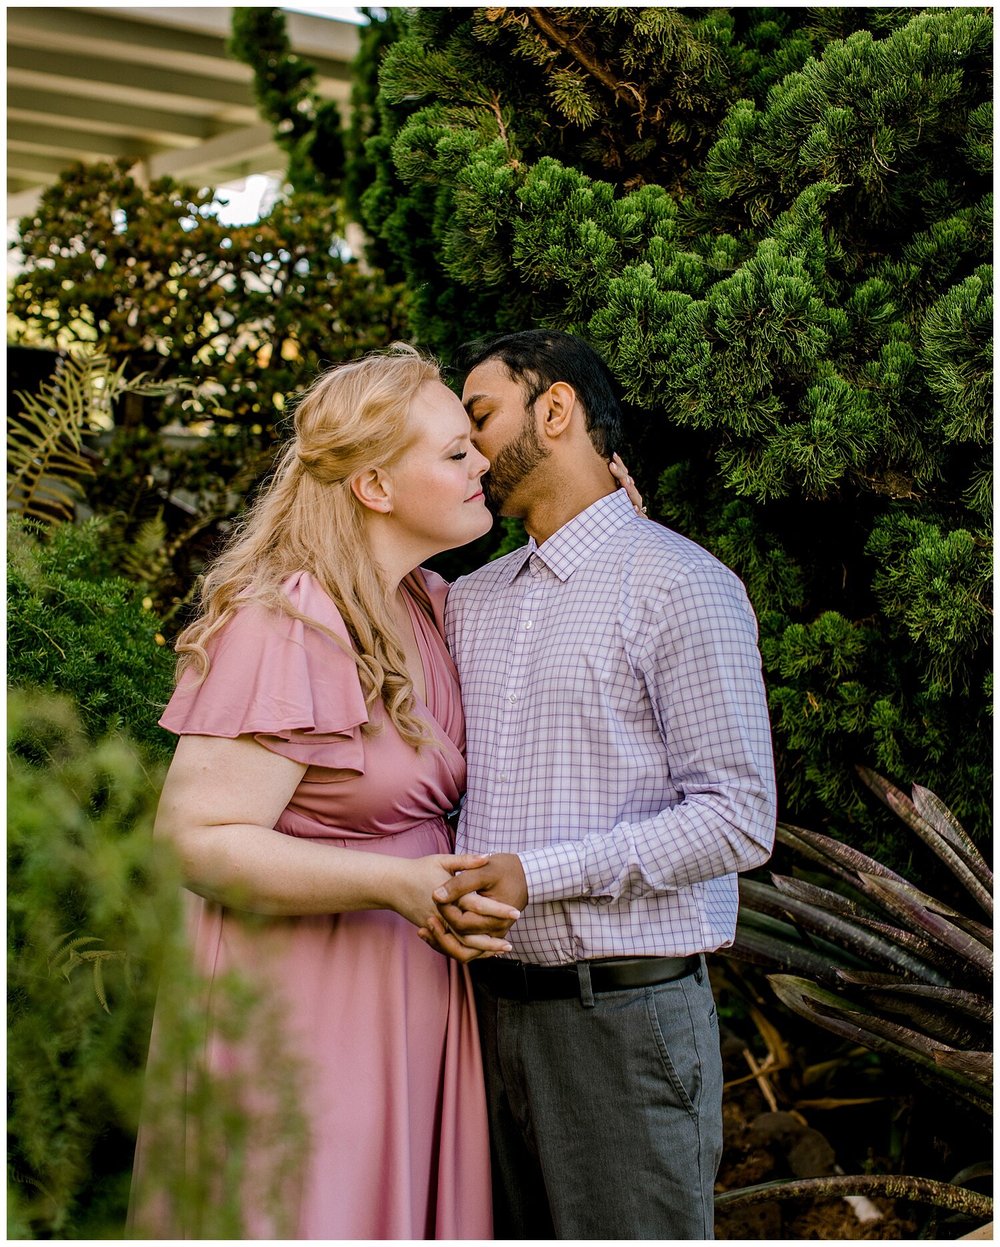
[{"xmin": 129, "ymin": 569, "xmax": 492, "ymax": 1240}]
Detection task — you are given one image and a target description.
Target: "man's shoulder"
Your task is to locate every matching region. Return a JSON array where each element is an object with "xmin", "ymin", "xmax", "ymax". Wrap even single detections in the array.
[{"xmin": 614, "ymin": 519, "xmax": 740, "ymax": 591}]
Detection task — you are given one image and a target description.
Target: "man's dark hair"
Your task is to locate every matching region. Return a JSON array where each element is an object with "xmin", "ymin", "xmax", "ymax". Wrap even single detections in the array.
[{"xmin": 458, "ymin": 329, "xmax": 623, "ymax": 458}]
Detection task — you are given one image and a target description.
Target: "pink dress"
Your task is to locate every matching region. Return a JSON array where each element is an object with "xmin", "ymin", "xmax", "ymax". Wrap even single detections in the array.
[{"xmin": 129, "ymin": 569, "xmax": 492, "ymax": 1240}]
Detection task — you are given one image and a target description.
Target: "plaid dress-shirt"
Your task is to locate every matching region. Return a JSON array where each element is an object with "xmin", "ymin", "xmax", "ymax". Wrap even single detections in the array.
[{"xmin": 445, "ymin": 488, "xmax": 776, "ymax": 966}]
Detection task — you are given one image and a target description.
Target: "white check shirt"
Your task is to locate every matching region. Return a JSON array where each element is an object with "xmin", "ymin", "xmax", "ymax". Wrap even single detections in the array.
[{"xmin": 445, "ymin": 489, "xmax": 776, "ymax": 966}]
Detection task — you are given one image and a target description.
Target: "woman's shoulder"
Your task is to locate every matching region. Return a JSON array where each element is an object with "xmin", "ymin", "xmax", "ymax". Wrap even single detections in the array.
[
  {"xmin": 277, "ymin": 570, "xmax": 352, "ymax": 637},
  {"xmin": 161, "ymin": 571, "xmax": 368, "ymax": 743}
]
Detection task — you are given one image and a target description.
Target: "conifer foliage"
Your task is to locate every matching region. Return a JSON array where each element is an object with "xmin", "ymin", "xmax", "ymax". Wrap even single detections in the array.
[{"xmin": 360, "ymin": 8, "xmax": 992, "ymax": 846}]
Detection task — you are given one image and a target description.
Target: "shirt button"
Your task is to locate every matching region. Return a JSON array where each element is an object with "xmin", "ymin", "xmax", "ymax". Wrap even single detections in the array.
[
  {"xmin": 498, "ymin": 773, "xmax": 508, "ymax": 783},
  {"xmin": 507, "ymin": 693, "xmax": 517, "ymax": 703},
  {"xmin": 524, "ymin": 620, "xmax": 533, "ymax": 630}
]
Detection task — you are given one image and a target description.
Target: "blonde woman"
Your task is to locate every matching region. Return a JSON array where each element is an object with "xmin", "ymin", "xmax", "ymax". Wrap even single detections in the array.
[{"xmin": 129, "ymin": 347, "xmax": 516, "ymax": 1239}]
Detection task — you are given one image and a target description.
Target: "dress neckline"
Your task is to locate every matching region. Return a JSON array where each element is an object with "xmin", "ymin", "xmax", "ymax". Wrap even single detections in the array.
[{"xmin": 400, "ymin": 580, "xmax": 464, "ymax": 763}]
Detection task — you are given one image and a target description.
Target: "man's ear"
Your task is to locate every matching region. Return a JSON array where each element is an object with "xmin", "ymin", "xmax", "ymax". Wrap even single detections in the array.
[
  {"xmin": 350, "ymin": 468, "xmax": 393, "ymax": 514},
  {"xmin": 538, "ymin": 381, "xmax": 577, "ymax": 440}
]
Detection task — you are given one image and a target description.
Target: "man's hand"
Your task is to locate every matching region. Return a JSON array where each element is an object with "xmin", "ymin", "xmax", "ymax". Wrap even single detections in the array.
[
  {"xmin": 417, "ymin": 854, "xmax": 527, "ymax": 963},
  {"xmin": 433, "ymin": 853, "xmax": 528, "ymax": 937}
]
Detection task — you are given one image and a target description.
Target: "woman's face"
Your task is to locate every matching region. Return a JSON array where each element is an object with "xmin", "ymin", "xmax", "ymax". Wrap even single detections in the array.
[{"xmin": 386, "ymin": 379, "xmax": 492, "ymax": 557}]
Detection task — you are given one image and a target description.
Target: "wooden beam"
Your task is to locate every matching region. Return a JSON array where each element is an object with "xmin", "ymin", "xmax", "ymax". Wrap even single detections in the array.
[
  {"xmin": 7, "ymin": 148, "xmax": 97, "ymax": 177},
  {"xmin": 8, "ymin": 187, "xmax": 45, "ymax": 218},
  {"xmin": 8, "ymin": 87, "xmax": 219, "ymax": 140},
  {"xmin": 7, "ymin": 118, "xmax": 187, "ymax": 159},
  {"xmin": 8, "ymin": 44, "xmax": 258, "ymax": 108},
  {"xmin": 7, "ymin": 7, "xmax": 237, "ymax": 67},
  {"xmin": 141, "ymin": 123, "xmax": 280, "ymax": 180},
  {"xmin": 8, "ymin": 6, "xmax": 358, "ymax": 82}
]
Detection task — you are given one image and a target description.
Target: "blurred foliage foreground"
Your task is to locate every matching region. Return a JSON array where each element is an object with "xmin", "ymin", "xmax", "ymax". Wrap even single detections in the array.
[{"xmin": 7, "ymin": 687, "xmax": 309, "ymax": 1239}]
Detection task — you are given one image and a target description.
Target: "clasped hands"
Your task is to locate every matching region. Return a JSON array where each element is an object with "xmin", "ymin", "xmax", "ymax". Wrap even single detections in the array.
[{"xmin": 418, "ymin": 853, "xmax": 527, "ymax": 963}]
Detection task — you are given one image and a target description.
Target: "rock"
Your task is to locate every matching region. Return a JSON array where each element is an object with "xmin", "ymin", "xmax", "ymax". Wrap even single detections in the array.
[
  {"xmin": 787, "ymin": 1128, "xmax": 837, "ymax": 1178},
  {"xmin": 747, "ymin": 1110, "xmax": 807, "ymax": 1147}
]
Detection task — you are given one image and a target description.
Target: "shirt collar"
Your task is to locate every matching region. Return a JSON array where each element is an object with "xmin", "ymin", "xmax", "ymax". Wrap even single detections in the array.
[{"xmin": 503, "ymin": 489, "xmax": 638, "ymax": 584}]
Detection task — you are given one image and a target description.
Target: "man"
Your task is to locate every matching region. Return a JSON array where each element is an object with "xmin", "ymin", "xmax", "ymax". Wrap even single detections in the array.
[{"xmin": 426, "ymin": 330, "xmax": 776, "ymax": 1239}]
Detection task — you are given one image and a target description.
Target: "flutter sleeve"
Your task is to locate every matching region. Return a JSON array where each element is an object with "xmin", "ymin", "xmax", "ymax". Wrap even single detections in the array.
[{"xmin": 158, "ymin": 571, "xmax": 369, "ymax": 775}]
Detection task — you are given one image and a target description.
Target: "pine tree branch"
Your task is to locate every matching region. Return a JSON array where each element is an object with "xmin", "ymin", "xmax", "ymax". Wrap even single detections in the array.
[{"xmin": 525, "ymin": 8, "xmax": 643, "ymax": 114}]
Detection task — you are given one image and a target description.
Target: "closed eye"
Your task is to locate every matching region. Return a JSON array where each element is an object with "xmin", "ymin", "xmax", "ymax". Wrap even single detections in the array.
[{"xmin": 450, "ymin": 451, "xmax": 468, "ymax": 461}]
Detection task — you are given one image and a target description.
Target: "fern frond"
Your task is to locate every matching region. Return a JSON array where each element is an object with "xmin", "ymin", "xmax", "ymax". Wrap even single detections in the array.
[
  {"xmin": 8, "ymin": 348, "xmax": 108, "ymax": 524},
  {"xmin": 47, "ymin": 934, "xmax": 102, "ymax": 970},
  {"xmin": 47, "ymin": 934, "xmax": 129, "ymax": 1010},
  {"xmin": 7, "ymin": 346, "xmax": 196, "ymax": 529},
  {"xmin": 92, "ymin": 958, "xmax": 108, "ymax": 1013},
  {"xmin": 120, "ymin": 511, "xmax": 169, "ymax": 585}
]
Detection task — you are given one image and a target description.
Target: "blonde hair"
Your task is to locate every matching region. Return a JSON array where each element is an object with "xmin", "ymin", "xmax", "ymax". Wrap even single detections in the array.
[{"xmin": 175, "ymin": 344, "xmax": 441, "ymax": 748}]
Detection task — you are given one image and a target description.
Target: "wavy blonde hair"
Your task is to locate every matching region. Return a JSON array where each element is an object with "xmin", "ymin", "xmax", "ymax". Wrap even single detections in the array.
[{"xmin": 174, "ymin": 344, "xmax": 441, "ymax": 748}]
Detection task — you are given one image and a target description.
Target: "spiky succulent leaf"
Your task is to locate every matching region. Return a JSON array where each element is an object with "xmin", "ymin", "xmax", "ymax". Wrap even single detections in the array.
[
  {"xmin": 729, "ymin": 923, "xmax": 844, "ymax": 981},
  {"xmin": 768, "ymin": 976, "xmax": 991, "ymax": 1110},
  {"xmin": 858, "ymin": 768, "xmax": 993, "ymax": 916},
  {"xmin": 716, "ymin": 1173, "xmax": 993, "ymax": 1218},
  {"xmin": 770, "ymin": 873, "xmax": 881, "ymax": 922},
  {"xmin": 934, "ymin": 1049, "xmax": 992, "ymax": 1079},
  {"xmin": 845, "ymin": 912, "xmax": 967, "ymax": 978},
  {"xmin": 777, "ymin": 821, "xmax": 906, "ymax": 884},
  {"xmin": 855, "ymin": 992, "xmax": 988, "ymax": 1049},
  {"xmin": 742, "ymin": 878, "xmax": 952, "ymax": 982},
  {"xmin": 911, "ymin": 784, "xmax": 993, "ymax": 892},
  {"xmin": 857, "ymin": 874, "xmax": 993, "ymax": 977},
  {"xmin": 834, "ymin": 974, "xmax": 993, "ymax": 1023}
]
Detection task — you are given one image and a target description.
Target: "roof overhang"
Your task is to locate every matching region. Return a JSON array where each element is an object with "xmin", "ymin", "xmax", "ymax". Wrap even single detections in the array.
[{"xmin": 8, "ymin": 6, "xmax": 361, "ymax": 221}]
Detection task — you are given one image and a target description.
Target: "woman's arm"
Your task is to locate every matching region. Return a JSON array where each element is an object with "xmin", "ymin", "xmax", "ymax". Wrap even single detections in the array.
[{"xmin": 155, "ymin": 733, "xmax": 516, "ymax": 944}]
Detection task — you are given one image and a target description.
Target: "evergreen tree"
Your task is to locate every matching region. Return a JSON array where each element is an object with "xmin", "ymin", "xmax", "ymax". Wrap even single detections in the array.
[
  {"xmin": 229, "ymin": 7, "xmax": 345, "ymax": 197},
  {"xmin": 229, "ymin": 6, "xmax": 406, "ymax": 276},
  {"xmin": 360, "ymin": 7, "xmax": 991, "ymax": 854}
]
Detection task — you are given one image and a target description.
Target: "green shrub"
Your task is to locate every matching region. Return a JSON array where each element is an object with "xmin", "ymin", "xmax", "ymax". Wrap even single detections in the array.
[
  {"xmin": 7, "ymin": 516, "xmax": 176, "ymax": 758},
  {"xmin": 357, "ymin": 7, "xmax": 992, "ymax": 858},
  {"xmin": 7, "ymin": 690, "xmax": 308, "ymax": 1238},
  {"xmin": 9, "ymin": 159, "xmax": 410, "ymax": 619},
  {"xmin": 7, "ymin": 689, "xmax": 175, "ymax": 1235}
]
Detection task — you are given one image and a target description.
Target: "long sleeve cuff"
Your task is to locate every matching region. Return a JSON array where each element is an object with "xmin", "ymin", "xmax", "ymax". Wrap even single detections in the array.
[{"xmin": 518, "ymin": 841, "xmax": 589, "ymax": 905}]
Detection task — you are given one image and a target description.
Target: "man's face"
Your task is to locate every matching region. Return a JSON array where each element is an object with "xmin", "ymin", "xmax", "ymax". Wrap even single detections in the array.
[{"xmin": 462, "ymin": 358, "xmax": 551, "ymax": 516}]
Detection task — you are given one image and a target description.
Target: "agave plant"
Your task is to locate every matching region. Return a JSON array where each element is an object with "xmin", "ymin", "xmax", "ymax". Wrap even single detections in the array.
[{"xmin": 727, "ymin": 768, "xmax": 992, "ymax": 1115}]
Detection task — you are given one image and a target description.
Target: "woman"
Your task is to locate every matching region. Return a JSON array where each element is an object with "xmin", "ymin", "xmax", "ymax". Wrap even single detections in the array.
[{"xmin": 128, "ymin": 346, "xmax": 517, "ymax": 1240}]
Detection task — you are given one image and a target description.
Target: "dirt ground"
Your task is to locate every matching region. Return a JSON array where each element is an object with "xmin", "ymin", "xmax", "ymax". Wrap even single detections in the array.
[
  {"xmin": 709, "ymin": 960, "xmax": 991, "ymax": 1241},
  {"xmin": 714, "ymin": 1094, "xmax": 918, "ymax": 1240}
]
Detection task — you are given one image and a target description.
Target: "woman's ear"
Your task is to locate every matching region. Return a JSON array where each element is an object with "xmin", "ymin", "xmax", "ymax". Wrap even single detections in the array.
[
  {"xmin": 349, "ymin": 468, "xmax": 393, "ymax": 514},
  {"xmin": 539, "ymin": 381, "xmax": 577, "ymax": 440}
]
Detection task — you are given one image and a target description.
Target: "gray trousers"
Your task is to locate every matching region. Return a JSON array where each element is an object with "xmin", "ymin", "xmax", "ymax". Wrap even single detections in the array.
[{"xmin": 472, "ymin": 957, "xmax": 723, "ymax": 1239}]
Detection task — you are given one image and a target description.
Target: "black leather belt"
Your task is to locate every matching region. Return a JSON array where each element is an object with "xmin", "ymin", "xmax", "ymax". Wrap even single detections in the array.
[{"xmin": 471, "ymin": 954, "xmax": 700, "ymax": 1002}]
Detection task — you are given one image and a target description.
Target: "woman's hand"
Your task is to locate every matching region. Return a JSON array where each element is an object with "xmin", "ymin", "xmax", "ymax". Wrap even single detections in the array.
[
  {"xmin": 609, "ymin": 453, "xmax": 647, "ymax": 517},
  {"xmin": 389, "ymin": 853, "xmax": 517, "ymax": 959}
]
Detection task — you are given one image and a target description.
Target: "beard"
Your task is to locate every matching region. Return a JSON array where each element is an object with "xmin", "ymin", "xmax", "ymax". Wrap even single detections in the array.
[{"xmin": 483, "ymin": 411, "xmax": 550, "ymax": 512}]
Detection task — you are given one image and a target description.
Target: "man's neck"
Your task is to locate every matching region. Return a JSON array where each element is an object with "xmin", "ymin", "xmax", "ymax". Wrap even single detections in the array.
[{"xmin": 522, "ymin": 478, "xmax": 617, "ymax": 546}]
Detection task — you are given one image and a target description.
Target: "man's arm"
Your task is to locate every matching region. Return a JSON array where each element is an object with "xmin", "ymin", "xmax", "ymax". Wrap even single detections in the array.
[{"xmin": 436, "ymin": 560, "xmax": 776, "ymax": 930}]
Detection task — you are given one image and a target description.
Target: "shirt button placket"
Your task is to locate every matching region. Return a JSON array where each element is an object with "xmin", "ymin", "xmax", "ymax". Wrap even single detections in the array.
[{"xmin": 496, "ymin": 566, "xmax": 539, "ymax": 792}]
